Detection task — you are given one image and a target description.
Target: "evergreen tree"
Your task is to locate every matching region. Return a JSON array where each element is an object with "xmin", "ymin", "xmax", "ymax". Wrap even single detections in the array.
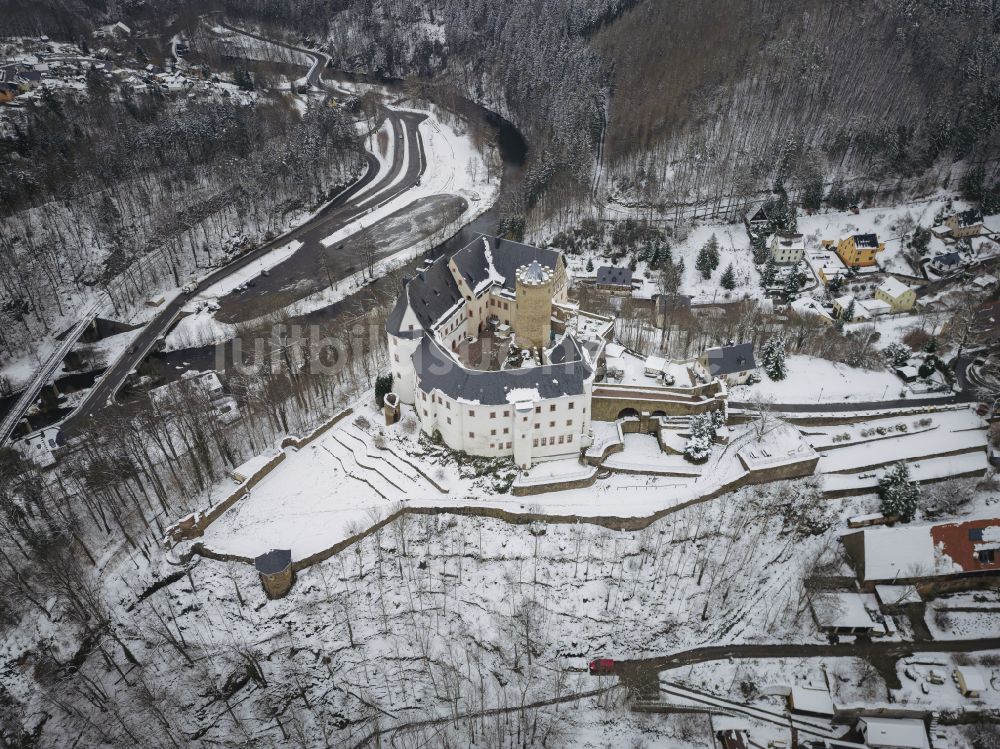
[
  {"xmin": 751, "ymin": 232, "xmax": 769, "ymax": 265},
  {"xmin": 878, "ymin": 462, "xmax": 920, "ymax": 521},
  {"xmin": 695, "ymin": 234, "xmax": 721, "ymax": 280},
  {"xmin": 585, "ymin": 257, "xmax": 594, "ymax": 273},
  {"xmin": 684, "ymin": 412, "xmax": 716, "ymax": 463},
  {"xmin": 883, "ymin": 343, "xmax": 911, "ymax": 368},
  {"xmin": 760, "ymin": 334, "xmax": 787, "ymax": 381},
  {"xmin": 720, "ymin": 264, "xmax": 736, "ymax": 291},
  {"xmin": 374, "ymin": 372, "xmax": 393, "ymax": 406},
  {"xmin": 782, "ymin": 269, "xmax": 804, "ymax": 298},
  {"xmin": 843, "ymin": 299, "xmax": 856, "ymax": 323},
  {"xmin": 628, "ymin": 255, "xmax": 638, "ymax": 272},
  {"xmin": 760, "ymin": 258, "xmax": 777, "ymax": 288}
]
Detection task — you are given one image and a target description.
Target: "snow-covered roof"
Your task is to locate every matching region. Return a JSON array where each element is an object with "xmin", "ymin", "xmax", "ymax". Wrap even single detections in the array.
[
  {"xmin": 790, "ymin": 297, "xmax": 833, "ymax": 321},
  {"xmin": 876, "ymin": 277, "xmax": 912, "ymax": 299},
  {"xmin": 644, "ymin": 355, "xmax": 667, "ymax": 372},
  {"xmin": 955, "ymin": 666, "xmax": 987, "ymax": 693},
  {"xmin": 859, "ymin": 298, "xmax": 892, "ymax": 316},
  {"xmin": 854, "ymin": 524, "xmax": 938, "ymax": 582},
  {"xmin": 874, "ymin": 584, "xmax": 921, "ymax": 606},
  {"xmin": 789, "ymin": 683, "xmax": 834, "ymax": 715},
  {"xmin": 604, "ymin": 342, "xmax": 625, "ymax": 358},
  {"xmin": 811, "ymin": 592, "xmax": 876, "ymax": 630},
  {"xmin": 861, "ymin": 717, "xmax": 930, "ymax": 749}
]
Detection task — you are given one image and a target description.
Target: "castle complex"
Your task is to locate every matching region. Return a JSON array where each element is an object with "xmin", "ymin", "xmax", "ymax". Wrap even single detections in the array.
[{"xmin": 386, "ymin": 235, "xmax": 604, "ymax": 469}]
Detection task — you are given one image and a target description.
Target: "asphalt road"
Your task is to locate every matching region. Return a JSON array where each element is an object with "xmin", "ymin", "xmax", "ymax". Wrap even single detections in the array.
[
  {"xmin": 61, "ymin": 48, "xmax": 426, "ymax": 435},
  {"xmin": 614, "ymin": 636, "xmax": 1000, "ymax": 688}
]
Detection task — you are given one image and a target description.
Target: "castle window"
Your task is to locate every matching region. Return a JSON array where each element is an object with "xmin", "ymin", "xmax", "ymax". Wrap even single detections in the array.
[
  {"xmin": 491, "ymin": 429, "xmax": 497, "ymax": 436},
  {"xmin": 567, "ymin": 434, "xmax": 573, "ymax": 443},
  {"xmin": 503, "ymin": 410, "xmax": 510, "ymax": 417},
  {"xmin": 535, "ymin": 406, "xmax": 541, "ymax": 414},
  {"xmin": 503, "ymin": 427, "xmax": 509, "ymax": 434},
  {"xmin": 447, "ymin": 417, "xmax": 452, "ymax": 425},
  {"xmin": 550, "ymin": 404, "xmax": 556, "ymax": 412},
  {"xmin": 506, "ymin": 442, "xmax": 512, "ymax": 449},
  {"xmin": 490, "ymin": 411, "xmax": 496, "ymax": 418},
  {"xmin": 558, "ymin": 435, "xmax": 564, "ymax": 444},
  {"xmin": 549, "ymin": 421, "xmax": 555, "ymax": 428},
  {"xmin": 566, "ymin": 420, "xmax": 572, "ymax": 427},
  {"xmin": 534, "ymin": 423, "xmax": 540, "ymax": 429},
  {"xmin": 533, "ymin": 438, "xmax": 538, "ymax": 447},
  {"xmin": 469, "ymin": 431, "xmax": 475, "ymax": 438},
  {"xmin": 468, "ymin": 409, "xmax": 474, "ymax": 417}
]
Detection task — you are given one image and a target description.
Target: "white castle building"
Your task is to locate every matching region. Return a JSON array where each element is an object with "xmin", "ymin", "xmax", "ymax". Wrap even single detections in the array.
[{"xmin": 386, "ymin": 235, "xmax": 604, "ymax": 469}]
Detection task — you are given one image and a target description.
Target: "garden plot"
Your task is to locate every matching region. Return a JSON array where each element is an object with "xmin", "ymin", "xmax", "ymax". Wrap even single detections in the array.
[
  {"xmin": 822, "ymin": 452, "xmax": 987, "ymax": 495},
  {"xmin": 893, "ymin": 653, "xmax": 1000, "ymax": 710},
  {"xmin": 803, "ymin": 408, "xmax": 982, "ymax": 451},
  {"xmin": 817, "ymin": 421, "xmax": 987, "ymax": 474},
  {"xmin": 191, "ymin": 397, "xmax": 822, "ymax": 565},
  {"xmin": 729, "ymin": 355, "xmax": 941, "ymax": 404}
]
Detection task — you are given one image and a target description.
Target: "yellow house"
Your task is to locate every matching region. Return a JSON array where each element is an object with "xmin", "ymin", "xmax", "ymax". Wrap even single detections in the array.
[
  {"xmin": 874, "ymin": 277, "xmax": 916, "ymax": 313},
  {"xmin": 836, "ymin": 233, "xmax": 884, "ymax": 268}
]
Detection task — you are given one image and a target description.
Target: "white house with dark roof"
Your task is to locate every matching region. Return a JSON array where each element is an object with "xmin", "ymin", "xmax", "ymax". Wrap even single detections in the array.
[
  {"xmin": 695, "ymin": 343, "xmax": 757, "ymax": 385},
  {"xmin": 386, "ymin": 235, "xmax": 599, "ymax": 468}
]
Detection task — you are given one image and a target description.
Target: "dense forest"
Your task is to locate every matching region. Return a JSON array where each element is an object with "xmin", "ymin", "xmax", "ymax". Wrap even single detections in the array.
[
  {"xmin": 218, "ymin": 0, "xmax": 1000, "ymax": 223},
  {"xmin": 0, "ymin": 61, "xmax": 363, "ymax": 360}
]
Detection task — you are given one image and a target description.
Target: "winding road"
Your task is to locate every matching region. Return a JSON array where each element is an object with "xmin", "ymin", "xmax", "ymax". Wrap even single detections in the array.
[{"xmin": 58, "ymin": 23, "xmax": 429, "ymax": 437}]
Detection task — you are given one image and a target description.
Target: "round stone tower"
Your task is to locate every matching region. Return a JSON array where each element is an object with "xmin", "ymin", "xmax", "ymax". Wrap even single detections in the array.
[{"xmin": 514, "ymin": 260, "xmax": 553, "ymax": 351}]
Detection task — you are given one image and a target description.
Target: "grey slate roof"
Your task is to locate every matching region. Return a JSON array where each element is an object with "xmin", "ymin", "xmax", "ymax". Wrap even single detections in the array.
[
  {"xmin": 596, "ymin": 265, "xmax": 632, "ymax": 287},
  {"xmin": 704, "ymin": 343, "xmax": 756, "ymax": 376},
  {"xmin": 388, "ymin": 236, "xmax": 564, "ymax": 339},
  {"xmin": 385, "ymin": 254, "xmax": 463, "ymax": 337},
  {"xmin": 450, "ymin": 235, "xmax": 562, "ymax": 294},
  {"xmin": 957, "ymin": 208, "xmax": 983, "ymax": 227},
  {"xmin": 934, "ymin": 251, "xmax": 961, "ymax": 268},
  {"xmin": 412, "ymin": 335, "xmax": 592, "ymax": 406},
  {"xmin": 255, "ymin": 549, "xmax": 291, "ymax": 575}
]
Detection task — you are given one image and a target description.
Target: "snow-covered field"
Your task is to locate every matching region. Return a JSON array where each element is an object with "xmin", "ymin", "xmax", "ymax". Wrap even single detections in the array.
[{"xmin": 729, "ymin": 355, "xmax": 947, "ymax": 404}]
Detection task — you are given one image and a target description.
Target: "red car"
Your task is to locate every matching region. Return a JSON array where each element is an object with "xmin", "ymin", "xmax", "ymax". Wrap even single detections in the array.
[{"xmin": 588, "ymin": 658, "xmax": 615, "ymax": 675}]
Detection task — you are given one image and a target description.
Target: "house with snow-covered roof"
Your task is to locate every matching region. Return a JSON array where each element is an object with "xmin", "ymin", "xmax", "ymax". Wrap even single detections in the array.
[
  {"xmin": 768, "ymin": 232, "xmax": 805, "ymax": 265},
  {"xmin": 874, "ymin": 277, "xmax": 916, "ymax": 313},
  {"xmin": 944, "ymin": 208, "xmax": 985, "ymax": 238},
  {"xmin": 841, "ymin": 516, "xmax": 1000, "ymax": 592}
]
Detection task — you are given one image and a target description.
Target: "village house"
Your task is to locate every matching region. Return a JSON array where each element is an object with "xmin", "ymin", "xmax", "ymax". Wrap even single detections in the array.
[
  {"xmin": 943, "ymin": 208, "xmax": 985, "ymax": 238},
  {"xmin": 768, "ymin": 232, "xmax": 805, "ymax": 265},
  {"xmin": 836, "ymin": 233, "xmax": 885, "ymax": 268},
  {"xmin": 594, "ymin": 265, "xmax": 633, "ymax": 294},
  {"xmin": 695, "ymin": 342, "xmax": 757, "ymax": 385},
  {"xmin": 789, "ymin": 297, "xmax": 834, "ymax": 324},
  {"xmin": 928, "ymin": 250, "xmax": 963, "ymax": 276},
  {"xmin": 874, "ymin": 277, "xmax": 916, "ymax": 313},
  {"xmin": 841, "ymin": 516, "xmax": 1000, "ymax": 592},
  {"xmin": 859, "ymin": 717, "xmax": 930, "ymax": 749},
  {"xmin": 818, "ymin": 264, "xmax": 849, "ymax": 286},
  {"xmin": 831, "ymin": 295, "xmax": 890, "ymax": 322}
]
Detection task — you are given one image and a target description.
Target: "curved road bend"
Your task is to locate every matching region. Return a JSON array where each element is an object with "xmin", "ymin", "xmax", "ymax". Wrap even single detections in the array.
[{"xmin": 62, "ymin": 81, "xmax": 426, "ymax": 435}]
